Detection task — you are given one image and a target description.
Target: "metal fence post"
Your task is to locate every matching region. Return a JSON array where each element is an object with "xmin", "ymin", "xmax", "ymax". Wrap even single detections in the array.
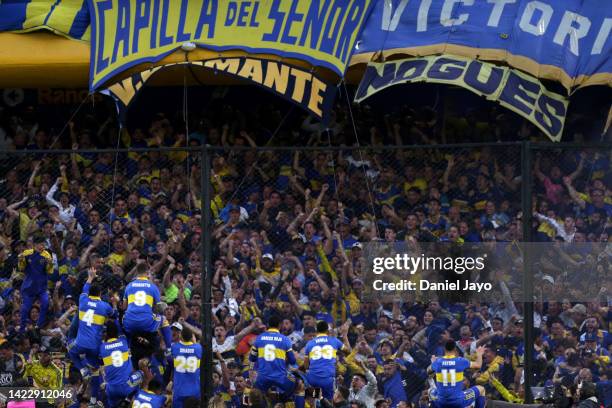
[
  {"xmin": 201, "ymin": 144, "xmax": 213, "ymax": 406},
  {"xmin": 521, "ymin": 140, "xmax": 534, "ymax": 403}
]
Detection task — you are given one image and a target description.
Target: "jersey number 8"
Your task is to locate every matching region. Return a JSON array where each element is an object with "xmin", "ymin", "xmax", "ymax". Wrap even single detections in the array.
[
  {"xmin": 134, "ymin": 291, "xmax": 148, "ymax": 307},
  {"xmin": 175, "ymin": 356, "xmax": 198, "ymax": 373},
  {"xmin": 110, "ymin": 350, "xmax": 124, "ymax": 368},
  {"xmin": 310, "ymin": 345, "xmax": 334, "ymax": 360}
]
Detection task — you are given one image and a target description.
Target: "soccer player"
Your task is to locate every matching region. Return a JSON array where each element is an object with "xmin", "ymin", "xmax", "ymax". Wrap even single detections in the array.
[
  {"xmin": 303, "ymin": 320, "xmax": 350, "ymax": 400},
  {"xmin": 18, "ymin": 234, "xmax": 53, "ymax": 332},
  {"xmin": 171, "ymin": 327, "xmax": 202, "ymax": 408},
  {"xmin": 99, "ymin": 322, "xmax": 143, "ymax": 407},
  {"xmin": 123, "ymin": 264, "xmax": 172, "ymax": 352},
  {"xmin": 429, "ymin": 340, "xmax": 486, "ymax": 408},
  {"xmin": 68, "ymin": 266, "xmax": 114, "ymax": 405},
  {"xmin": 132, "ymin": 379, "xmax": 167, "ymax": 408},
  {"xmin": 250, "ymin": 315, "xmax": 297, "ymax": 399}
]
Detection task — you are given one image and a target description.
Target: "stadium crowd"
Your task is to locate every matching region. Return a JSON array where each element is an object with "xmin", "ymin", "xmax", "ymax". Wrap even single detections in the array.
[{"xmin": 0, "ymin": 94, "xmax": 608, "ymax": 408}]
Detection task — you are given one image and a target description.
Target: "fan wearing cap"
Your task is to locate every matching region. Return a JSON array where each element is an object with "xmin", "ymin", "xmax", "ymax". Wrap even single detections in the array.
[
  {"xmin": 579, "ymin": 316, "xmax": 610, "ymax": 347},
  {"xmin": 17, "ymin": 233, "xmax": 53, "ymax": 332},
  {"xmin": 428, "ymin": 340, "xmax": 486, "ymax": 408},
  {"xmin": 254, "ymin": 251, "xmax": 281, "ymax": 288},
  {"xmin": 24, "ymin": 345, "xmax": 62, "ymax": 399},
  {"xmin": 583, "ymin": 331, "xmax": 610, "ymax": 367}
]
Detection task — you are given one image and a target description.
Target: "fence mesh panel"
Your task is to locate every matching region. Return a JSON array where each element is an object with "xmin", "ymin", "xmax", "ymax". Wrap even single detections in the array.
[{"xmin": 0, "ymin": 142, "xmax": 609, "ymax": 406}]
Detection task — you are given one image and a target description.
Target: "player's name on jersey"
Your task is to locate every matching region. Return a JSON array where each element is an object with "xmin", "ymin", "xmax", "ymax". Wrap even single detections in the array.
[
  {"xmin": 103, "ymin": 342, "xmax": 123, "ymax": 350},
  {"xmin": 372, "ymin": 279, "xmax": 492, "ymax": 292},
  {"xmin": 260, "ymin": 335, "xmax": 283, "ymax": 342}
]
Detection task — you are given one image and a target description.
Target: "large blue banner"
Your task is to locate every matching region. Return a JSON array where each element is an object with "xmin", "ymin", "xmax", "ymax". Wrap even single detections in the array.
[{"xmin": 352, "ymin": 0, "xmax": 612, "ymax": 90}]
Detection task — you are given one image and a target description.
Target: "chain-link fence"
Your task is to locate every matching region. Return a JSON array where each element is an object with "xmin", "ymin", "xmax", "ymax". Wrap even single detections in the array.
[{"xmin": 0, "ymin": 142, "xmax": 608, "ymax": 405}]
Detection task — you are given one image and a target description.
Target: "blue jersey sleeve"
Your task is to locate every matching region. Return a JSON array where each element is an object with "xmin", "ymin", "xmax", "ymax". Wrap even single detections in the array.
[
  {"xmin": 285, "ymin": 337, "xmax": 296, "ymax": 365},
  {"xmin": 152, "ymin": 285, "xmax": 161, "ymax": 304},
  {"xmin": 304, "ymin": 340, "xmax": 312, "ymax": 356},
  {"xmin": 82, "ymin": 283, "xmax": 91, "ymax": 295},
  {"xmin": 458, "ymin": 357, "xmax": 470, "ymax": 371},
  {"xmin": 333, "ymin": 337, "xmax": 344, "ymax": 351},
  {"xmin": 432, "ymin": 359, "xmax": 440, "ymax": 372}
]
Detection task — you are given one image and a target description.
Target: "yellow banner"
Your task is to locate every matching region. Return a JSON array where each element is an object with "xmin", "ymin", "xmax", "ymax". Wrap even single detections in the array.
[
  {"xmin": 355, "ymin": 55, "xmax": 570, "ymax": 142},
  {"xmin": 89, "ymin": 0, "xmax": 374, "ymax": 90},
  {"xmin": 103, "ymin": 58, "xmax": 336, "ymax": 123}
]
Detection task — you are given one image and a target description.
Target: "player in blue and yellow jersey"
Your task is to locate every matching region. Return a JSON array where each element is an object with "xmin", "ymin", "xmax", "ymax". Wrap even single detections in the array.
[
  {"xmin": 303, "ymin": 321, "xmax": 350, "ymax": 400},
  {"xmin": 171, "ymin": 327, "xmax": 202, "ymax": 408},
  {"xmin": 249, "ymin": 315, "xmax": 297, "ymax": 399},
  {"xmin": 100, "ymin": 322, "xmax": 144, "ymax": 407},
  {"xmin": 18, "ymin": 234, "xmax": 53, "ymax": 332},
  {"xmin": 68, "ymin": 266, "xmax": 114, "ymax": 406},
  {"xmin": 123, "ymin": 264, "xmax": 172, "ymax": 352},
  {"xmin": 429, "ymin": 340, "xmax": 486, "ymax": 408},
  {"xmin": 132, "ymin": 379, "xmax": 167, "ymax": 408}
]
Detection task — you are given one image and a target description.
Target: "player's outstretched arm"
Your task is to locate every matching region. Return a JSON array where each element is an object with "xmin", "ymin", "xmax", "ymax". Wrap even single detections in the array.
[{"xmin": 470, "ymin": 346, "xmax": 485, "ymax": 370}]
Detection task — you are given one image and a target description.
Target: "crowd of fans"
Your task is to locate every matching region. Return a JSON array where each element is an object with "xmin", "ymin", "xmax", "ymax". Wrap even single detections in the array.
[{"xmin": 0, "ymin": 91, "xmax": 608, "ymax": 408}]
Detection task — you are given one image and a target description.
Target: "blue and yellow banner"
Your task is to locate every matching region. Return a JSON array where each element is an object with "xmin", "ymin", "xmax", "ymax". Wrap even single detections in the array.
[
  {"xmin": 0, "ymin": 0, "xmax": 90, "ymax": 40},
  {"xmin": 88, "ymin": 0, "xmax": 374, "ymax": 91},
  {"xmin": 353, "ymin": 0, "xmax": 612, "ymax": 90},
  {"xmin": 103, "ymin": 57, "xmax": 336, "ymax": 123},
  {"xmin": 355, "ymin": 55, "xmax": 569, "ymax": 141}
]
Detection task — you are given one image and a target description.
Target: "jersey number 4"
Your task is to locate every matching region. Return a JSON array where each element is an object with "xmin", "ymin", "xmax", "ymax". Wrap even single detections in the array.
[
  {"xmin": 82, "ymin": 309, "xmax": 95, "ymax": 326},
  {"xmin": 440, "ymin": 369, "xmax": 457, "ymax": 386}
]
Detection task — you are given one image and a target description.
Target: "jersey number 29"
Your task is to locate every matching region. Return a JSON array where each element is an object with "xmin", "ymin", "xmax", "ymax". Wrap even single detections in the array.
[{"xmin": 175, "ymin": 356, "xmax": 198, "ymax": 373}]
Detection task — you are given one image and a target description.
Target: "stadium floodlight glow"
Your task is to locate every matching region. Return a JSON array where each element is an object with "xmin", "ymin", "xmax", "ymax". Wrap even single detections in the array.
[{"xmin": 181, "ymin": 42, "xmax": 196, "ymax": 52}]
